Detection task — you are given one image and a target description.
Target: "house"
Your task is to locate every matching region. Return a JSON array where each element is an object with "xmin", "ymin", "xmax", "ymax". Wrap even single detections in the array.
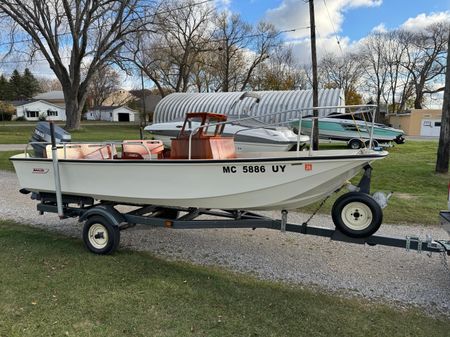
[
  {"xmin": 85, "ymin": 105, "xmax": 139, "ymax": 122},
  {"xmin": 14, "ymin": 100, "xmax": 66, "ymax": 121},
  {"xmin": 389, "ymin": 109, "xmax": 442, "ymax": 137},
  {"xmin": 33, "ymin": 91, "xmax": 65, "ymax": 107}
]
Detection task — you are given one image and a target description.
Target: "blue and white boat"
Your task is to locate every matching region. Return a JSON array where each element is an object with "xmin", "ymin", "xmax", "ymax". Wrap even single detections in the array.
[{"xmin": 294, "ymin": 113, "xmax": 405, "ymax": 149}]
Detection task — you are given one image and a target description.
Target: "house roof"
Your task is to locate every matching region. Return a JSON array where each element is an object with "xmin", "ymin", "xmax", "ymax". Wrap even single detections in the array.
[
  {"xmin": 10, "ymin": 99, "xmax": 35, "ymax": 107},
  {"xmin": 89, "ymin": 105, "xmax": 138, "ymax": 113},
  {"xmin": 15, "ymin": 100, "xmax": 65, "ymax": 110},
  {"xmin": 33, "ymin": 91, "xmax": 64, "ymax": 100}
]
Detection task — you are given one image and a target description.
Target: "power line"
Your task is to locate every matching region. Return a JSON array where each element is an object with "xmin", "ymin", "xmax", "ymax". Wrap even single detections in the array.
[
  {"xmin": 0, "ymin": 26, "xmax": 310, "ymax": 66},
  {"xmin": 322, "ymin": 0, "xmax": 343, "ymax": 55}
]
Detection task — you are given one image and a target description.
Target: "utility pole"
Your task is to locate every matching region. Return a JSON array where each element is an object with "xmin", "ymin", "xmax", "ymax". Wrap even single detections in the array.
[
  {"xmin": 308, "ymin": 0, "xmax": 319, "ymax": 150},
  {"xmin": 140, "ymin": 69, "xmax": 147, "ymax": 140}
]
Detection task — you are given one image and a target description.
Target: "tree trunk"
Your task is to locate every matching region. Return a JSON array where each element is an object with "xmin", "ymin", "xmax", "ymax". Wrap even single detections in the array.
[
  {"xmin": 435, "ymin": 33, "xmax": 450, "ymax": 173},
  {"xmin": 63, "ymin": 88, "xmax": 84, "ymax": 130}
]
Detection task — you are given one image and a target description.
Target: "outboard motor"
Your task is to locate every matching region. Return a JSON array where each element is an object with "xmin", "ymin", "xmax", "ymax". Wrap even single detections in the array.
[{"xmin": 30, "ymin": 122, "xmax": 71, "ymax": 158}]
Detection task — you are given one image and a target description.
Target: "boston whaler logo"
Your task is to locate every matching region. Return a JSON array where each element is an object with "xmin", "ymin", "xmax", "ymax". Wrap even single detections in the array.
[{"xmin": 32, "ymin": 168, "xmax": 49, "ymax": 174}]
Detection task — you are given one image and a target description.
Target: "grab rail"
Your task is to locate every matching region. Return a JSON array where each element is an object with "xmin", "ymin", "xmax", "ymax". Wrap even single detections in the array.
[{"xmin": 187, "ymin": 104, "xmax": 378, "ymax": 160}]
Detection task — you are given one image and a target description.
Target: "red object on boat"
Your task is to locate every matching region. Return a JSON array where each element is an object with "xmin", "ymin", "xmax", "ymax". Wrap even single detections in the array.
[{"xmin": 170, "ymin": 112, "xmax": 236, "ymax": 160}]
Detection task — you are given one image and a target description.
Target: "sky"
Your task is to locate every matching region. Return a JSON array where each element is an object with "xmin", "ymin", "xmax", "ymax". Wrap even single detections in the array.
[
  {"xmin": 1, "ymin": 0, "xmax": 449, "ymax": 88},
  {"xmin": 224, "ymin": 0, "xmax": 450, "ymax": 62}
]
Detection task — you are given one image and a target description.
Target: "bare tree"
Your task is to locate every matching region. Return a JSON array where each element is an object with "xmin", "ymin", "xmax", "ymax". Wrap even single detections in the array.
[
  {"xmin": 37, "ymin": 77, "xmax": 63, "ymax": 92},
  {"xmin": 320, "ymin": 52, "xmax": 363, "ymax": 104},
  {"xmin": 88, "ymin": 65, "xmax": 121, "ymax": 107},
  {"xmin": 435, "ymin": 30, "xmax": 450, "ymax": 174},
  {"xmin": 0, "ymin": 0, "xmax": 146, "ymax": 129},
  {"xmin": 211, "ymin": 12, "xmax": 252, "ymax": 92},
  {"xmin": 402, "ymin": 22, "xmax": 448, "ymax": 109},
  {"xmin": 252, "ymin": 45, "xmax": 308, "ymax": 91},
  {"xmin": 359, "ymin": 33, "xmax": 390, "ymax": 121},
  {"xmin": 122, "ymin": 0, "xmax": 214, "ymax": 97},
  {"xmin": 238, "ymin": 21, "xmax": 280, "ymax": 91},
  {"xmin": 382, "ymin": 30, "xmax": 409, "ymax": 113}
]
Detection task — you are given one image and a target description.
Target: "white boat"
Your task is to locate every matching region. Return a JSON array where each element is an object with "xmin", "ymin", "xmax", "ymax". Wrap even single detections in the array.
[
  {"xmin": 11, "ymin": 109, "xmax": 390, "ymax": 246},
  {"xmin": 11, "ymin": 148, "xmax": 386, "ymax": 210},
  {"xmin": 145, "ymin": 116, "xmax": 309, "ymax": 153},
  {"xmin": 11, "ymin": 111, "xmax": 387, "ymax": 210}
]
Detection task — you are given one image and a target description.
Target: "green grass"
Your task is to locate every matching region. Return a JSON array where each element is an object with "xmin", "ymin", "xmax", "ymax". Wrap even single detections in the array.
[
  {"xmin": 0, "ymin": 150, "xmax": 20, "ymax": 171},
  {"xmin": 0, "ymin": 123, "xmax": 142, "ymax": 144},
  {"xmin": 300, "ymin": 141, "xmax": 449, "ymax": 225},
  {"xmin": 0, "ymin": 220, "xmax": 449, "ymax": 337}
]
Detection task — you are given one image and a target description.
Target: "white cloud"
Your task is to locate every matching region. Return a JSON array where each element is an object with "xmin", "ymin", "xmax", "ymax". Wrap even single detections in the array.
[
  {"xmin": 266, "ymin": 0, "xmax": 382, "ymax": 39},
  {"xmin": 401, "ymin": 11, "xmax": 450, "ymax": 32},
  {"xmin": 371, "ymin": 23, "xmax": 387, "ymax": 33},
  {"xmin": 289, "ymin": 35, "xmax": 352, "ymax": 65}
]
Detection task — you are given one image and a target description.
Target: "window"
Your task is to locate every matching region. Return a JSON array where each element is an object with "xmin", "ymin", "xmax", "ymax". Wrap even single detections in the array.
[
  {"xmin": 423, "ymin": 121, "xmax": 431, "ymax": 127},
  {"xmin": 26, "ymin": 111, "xmax": 39, "ymax": 118},
  {"xmin": 110, "ymin": 112, "xmax": 113, "ymax": 117},
  {"xmin": 90, "ymin": 112, "xmax": 93, "ymax": 116},
  {"xmin": 435, "ymin": 122, "xmax": 441, "ymax": 127},
  {"xmin": 47, "ymin": 110, "xmax": 58, "ymax": 116}
]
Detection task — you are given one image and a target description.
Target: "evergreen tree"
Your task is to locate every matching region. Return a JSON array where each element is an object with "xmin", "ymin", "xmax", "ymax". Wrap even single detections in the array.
[
  {"xmin": 9, "ymin": 69, "xmax": 22, "ymax": 100},
  {"xmin": 22, "ymin": 68, "xmax": 40, "ymax": 98},
  {"xmin": 0, "ymin": 75, "xmax": 12, "ymax": 100}
]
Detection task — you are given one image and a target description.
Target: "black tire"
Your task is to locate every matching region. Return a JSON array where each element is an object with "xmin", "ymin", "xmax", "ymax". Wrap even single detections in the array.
[
  {"xmin": 364, "ymin": 139, "xmax": 379, "ymax": 148},
  {"xmin": 331, "ymin": 192, "xmax": 383, "ymax": 238},
  {"xmin": 348, "ymin": 139, "xmax": 363, "ymax": 149},
  {"xmin": 82, "ymin": 215, "xmax": 120, "ymax": 254}
]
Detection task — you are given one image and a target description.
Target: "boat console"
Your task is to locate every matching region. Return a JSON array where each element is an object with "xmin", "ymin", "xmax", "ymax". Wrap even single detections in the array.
[{"xmin": 170, "ymin": 112, "xmax": 236, "ymax": 160}]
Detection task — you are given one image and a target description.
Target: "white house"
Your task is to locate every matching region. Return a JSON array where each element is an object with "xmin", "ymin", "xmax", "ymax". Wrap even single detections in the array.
[
  {"xmin": 14, "ymin": 100, "xmax": 66, "ymax": 121},
  {"xmin": 85, "ymin": 106, "xmax": 139, "ymax": 122}
]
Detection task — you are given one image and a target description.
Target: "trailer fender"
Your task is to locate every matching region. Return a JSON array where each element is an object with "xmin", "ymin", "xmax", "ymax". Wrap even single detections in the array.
[{"xmin": 79, "ymin": 205, "xmax": 125, "ymax": 228}]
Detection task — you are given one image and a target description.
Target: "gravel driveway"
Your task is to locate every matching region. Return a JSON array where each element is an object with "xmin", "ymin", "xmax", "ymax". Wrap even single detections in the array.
[{"xmin": 1, "ymin": 170, "xmax": 449, "ymax": 315}]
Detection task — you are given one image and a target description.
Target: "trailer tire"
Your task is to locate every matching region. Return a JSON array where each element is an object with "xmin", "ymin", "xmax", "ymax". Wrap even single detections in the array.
[
  {"xmin": 365, "ymin": 139, "xmax": 379, "ymax": 148},
  {"xmin": 83, "ymin": 215, "xmax": 120, "ymax": 254},
  {"xmin": 348, "ymin": 139, "xmax": 363, "ymax": 149},
  {"xmin": 332, "ymin": 192, "xmax": 383, "ymax": 238}
]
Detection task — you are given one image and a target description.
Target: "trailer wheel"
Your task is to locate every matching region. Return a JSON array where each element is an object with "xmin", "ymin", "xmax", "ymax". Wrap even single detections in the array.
[
  {"xmin": 82, "ymin": 215, "xmax": 120, "ymax": 254},
  {"xmin": 332, "ymin": 192, "xmax": 383, "ymax": 238},
  {"xmin": 365, "ymin": 139, "xmax": 379, "ymax": 148},
  {"xmin": 348, "ymin": 139, "xmax": 363, "ymax": 149}
]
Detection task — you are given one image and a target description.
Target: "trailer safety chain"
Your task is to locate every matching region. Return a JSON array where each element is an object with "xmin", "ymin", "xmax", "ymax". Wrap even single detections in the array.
[
  {"xmin": 439, "ymin": 247, "xmax": 450, "ymax": 274},
  {"xmin": 302, "ymin": 194, "xmax": 331, "ymax": 227}
]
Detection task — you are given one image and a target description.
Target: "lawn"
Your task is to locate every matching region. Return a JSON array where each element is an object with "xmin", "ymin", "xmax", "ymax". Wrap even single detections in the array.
[
  {"xmin": 0, "ymin": 220, "xmax": 448, "ymax": 337},
  {"xmin": 299, "ymin": 141, "xmax": 449, "ymax": 225},
  {"xmin": 0, "ymin": 123, "xmax": 142, "ymax": 144}
]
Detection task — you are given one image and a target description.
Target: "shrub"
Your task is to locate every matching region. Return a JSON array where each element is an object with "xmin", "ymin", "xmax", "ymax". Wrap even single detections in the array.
[{"xmin": 0, "ymin": 102, "xmax": 15, "ymax": 121}]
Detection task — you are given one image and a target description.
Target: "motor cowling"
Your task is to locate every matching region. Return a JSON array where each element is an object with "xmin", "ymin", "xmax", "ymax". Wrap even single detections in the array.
[{"xmin": 30, "ymin": 121, "xmax": 71, "ymax": 158}]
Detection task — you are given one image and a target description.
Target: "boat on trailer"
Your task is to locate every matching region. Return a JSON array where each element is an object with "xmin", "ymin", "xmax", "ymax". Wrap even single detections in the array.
[
  {"xmin": 292, "ymin": 112, "xmax": 405, "ymax": 149},
  {"xmin": 10, "ymin": 107, "xmax": 450, "ymax": 256}
]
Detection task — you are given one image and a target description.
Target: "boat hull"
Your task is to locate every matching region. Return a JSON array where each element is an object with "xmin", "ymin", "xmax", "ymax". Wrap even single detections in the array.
[{"xmin": 11, "ymin": 150, "xmax": 387, "ymax": 210}]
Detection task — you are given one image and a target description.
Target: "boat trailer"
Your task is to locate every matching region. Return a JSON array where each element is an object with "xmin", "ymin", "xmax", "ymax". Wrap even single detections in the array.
[{"xmin": 33, "ymin": 191, "xmax": 450, "ymax": 258}]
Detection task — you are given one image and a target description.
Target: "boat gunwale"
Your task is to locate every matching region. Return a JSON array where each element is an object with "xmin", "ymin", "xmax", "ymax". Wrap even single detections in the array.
[{"xmin": 10, "ymin": 152, "xmax": 388, "ymax": 164}]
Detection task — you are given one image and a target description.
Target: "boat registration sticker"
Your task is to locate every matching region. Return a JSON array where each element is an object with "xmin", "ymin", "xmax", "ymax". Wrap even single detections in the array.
[{"xmin": 304, "ymin": 163, "xmax": 313, "ymax": 171}]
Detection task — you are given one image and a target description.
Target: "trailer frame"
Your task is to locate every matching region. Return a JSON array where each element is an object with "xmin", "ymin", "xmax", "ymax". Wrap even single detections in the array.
[{"xmin": 33, "ymin": 192, "xmax": 450, "ymax": 256}]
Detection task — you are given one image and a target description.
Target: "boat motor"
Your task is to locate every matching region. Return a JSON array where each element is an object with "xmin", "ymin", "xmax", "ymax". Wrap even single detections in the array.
[{"xmin": 30, "ymin": 121, "xmax": 71, "ymax": 158}]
